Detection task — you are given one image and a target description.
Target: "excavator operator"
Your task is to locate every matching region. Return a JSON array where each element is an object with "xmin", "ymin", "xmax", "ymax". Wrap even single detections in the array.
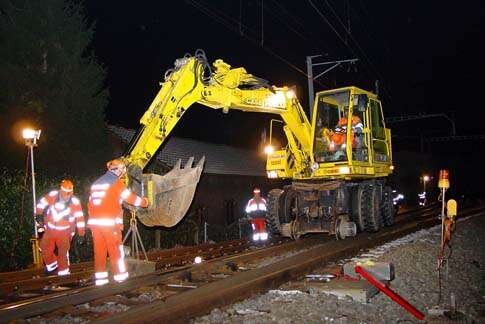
[{"xmin": 329, "ymin": 113, "xmax": 364, "ymax": 156}]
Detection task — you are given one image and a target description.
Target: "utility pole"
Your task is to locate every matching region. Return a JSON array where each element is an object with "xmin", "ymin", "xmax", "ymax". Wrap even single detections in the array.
[{"xmin": 306, "ymin": 56, "xmax": 358, "ymax": 119}]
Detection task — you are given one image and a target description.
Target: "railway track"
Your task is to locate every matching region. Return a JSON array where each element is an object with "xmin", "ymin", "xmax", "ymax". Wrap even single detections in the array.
[
  {"xmin": 2, "ymin": 203, "xmax": 481, "ymax": 323},
  {"xmin": 0, "ymin": 236, "xmax": 295, "ymax": 302}
]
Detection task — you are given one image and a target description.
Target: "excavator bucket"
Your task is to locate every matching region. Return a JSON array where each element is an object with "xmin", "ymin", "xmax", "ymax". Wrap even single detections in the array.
[{"xmin": 136, "ymin": 156, "xmax": 205, "ymax": 227}]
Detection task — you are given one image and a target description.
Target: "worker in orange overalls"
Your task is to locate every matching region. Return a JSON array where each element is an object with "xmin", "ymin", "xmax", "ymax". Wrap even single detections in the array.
[
  {"xmin": 36, "ymin": 179, "xmax": 85, "ymax": 275},
  {"xmin": 87, "ymin": 159, "xmax": 149, "ymax": 286},
  {"xmin": 245, "ymin": 188, "xmax": 268, "ymax": 242},
  {"xmin": 330, "ymin": 115, "xmax": 364, "ymax": 151}
]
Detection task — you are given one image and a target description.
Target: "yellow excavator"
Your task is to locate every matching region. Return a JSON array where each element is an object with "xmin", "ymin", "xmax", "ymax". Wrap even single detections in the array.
[{"xmin": 122, "ymin": 49, "xmax": 394, "ymax": 239}]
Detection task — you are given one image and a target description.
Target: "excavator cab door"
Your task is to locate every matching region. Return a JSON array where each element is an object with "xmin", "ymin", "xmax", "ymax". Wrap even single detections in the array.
[{"xmin": 312, "ymin": 90, "xmax": 350, "ymax": 163}]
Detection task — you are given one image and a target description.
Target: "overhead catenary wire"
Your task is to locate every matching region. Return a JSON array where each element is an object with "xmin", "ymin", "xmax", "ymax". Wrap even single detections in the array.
[
  {"xmin": 259, "ymin": 0, "xmax": 328, "ymax": 54},
  {"xmin": 307, "ymin": 0, "xmax": 392, "ymax": 101},
  {"xmin": 321, "ymin": 0, "xmax": 393, "ymax": 100},
  {"xmin": 185, "ymin": 0, "xmax": 328, "ymax": 88}
]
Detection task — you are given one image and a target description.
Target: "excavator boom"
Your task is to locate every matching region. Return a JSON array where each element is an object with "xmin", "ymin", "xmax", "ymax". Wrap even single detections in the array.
[{"xmin": 123, "ymin": 50, "xmax": 312, "ymax": 227}]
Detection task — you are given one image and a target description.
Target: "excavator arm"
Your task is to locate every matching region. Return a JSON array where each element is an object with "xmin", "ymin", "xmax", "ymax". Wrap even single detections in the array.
[{"xmin": 124, "ymin": 50, "xmax": 313, "ymax": 227}]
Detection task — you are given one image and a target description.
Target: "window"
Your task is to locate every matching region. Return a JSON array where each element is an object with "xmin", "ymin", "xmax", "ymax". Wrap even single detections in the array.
[
  {"xmin": 313, "ymin": 91, "xmax": 350, "ymax": 162},
  {"xmin": 370, "ymin": 100, "xmax": 385, "ymax": 140},
  {"xmin": 369, "ymin": 99, "xmax": 388, "ymax": 161}
]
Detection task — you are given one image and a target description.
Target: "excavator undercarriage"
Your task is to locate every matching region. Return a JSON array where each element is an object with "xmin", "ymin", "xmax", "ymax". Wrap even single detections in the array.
[{"xmin": 266, "ymin": 179, "xmax": 395, "ymax": 239}]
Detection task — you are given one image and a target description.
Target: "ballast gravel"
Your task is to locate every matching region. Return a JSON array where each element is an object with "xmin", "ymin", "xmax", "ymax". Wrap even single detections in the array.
[{"xmin": 193, "ymin": 213, "xmax": 485, "ymax": 323}]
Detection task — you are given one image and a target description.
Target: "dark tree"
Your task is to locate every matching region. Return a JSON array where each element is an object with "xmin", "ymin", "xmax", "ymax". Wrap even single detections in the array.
[{"xmin": 0, "ymin": 0, "xmax": 112, "ymax": 176}]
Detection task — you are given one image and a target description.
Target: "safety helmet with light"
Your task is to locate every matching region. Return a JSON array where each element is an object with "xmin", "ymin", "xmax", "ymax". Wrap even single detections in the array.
[{"xmin": 253, "ymin": 188, "xmax": 261, "ymax": 194}]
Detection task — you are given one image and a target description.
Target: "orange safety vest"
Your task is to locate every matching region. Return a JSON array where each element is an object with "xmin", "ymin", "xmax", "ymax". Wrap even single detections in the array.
[
  {"xmin": 36, "ymin": 191, "xmax": 85, "ymax": 233},
  {"xmin": 87, "ymin": 171, "xmax": 146, "ymax": 228}
]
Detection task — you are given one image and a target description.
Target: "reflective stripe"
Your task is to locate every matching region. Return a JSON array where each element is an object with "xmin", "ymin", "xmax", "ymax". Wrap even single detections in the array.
[
  {"xmin": 115, "ymin": 217, "xmax": 123, "ymax": 224},
  {"xmin": 77, "ymin": 221, "xmax": 85, "ymax": 228},
  {"xmin": 133, "ymin": 197, "xmax": 142, "ymax": 207},
  {"xmin": 47, "ymin": 222, "xmax": 71, "ymax": 231},
  {"xmin": 87, "ymin": 218, "xmax": 116, "ymax": 226},
  {"xmin": 91, "ymin": 191, "xmax": 106, "ymax": 198},
  {"xmin": 69, "ymin": 217, "xmax": 75, "ymax": 222},
  {"xmin": 120, "ymin": 189, "xmax": 131, "ymax": 200},
  {"xmin": 95, "ymin": 271, "xmax": 108, "ymax": 279},
  {"xmin": 252, "ymin": 233, "xmax": 260, "ymax": 241},
  {"xmin": 71, "ymin": 197, "xmax": 80, "ymax": 205},
  {"xmin": 37, "ymin": 197, "xmax": 48, "ymax": 209},
  {"xmin": 74, "ymin": 211, "xmax": 83, "ymax": 217},
  {"xmin": 48, "ymin": 191, "xmax": 58, "ymax": 197},
  {"xmin": 114, "ymin": 272, "xmax": 129, "ymax": 282},
  {"xmin": 246, "ymin": 203, "xmax": 267, "ymax": 213},
  {"xmin": 36, "ymin": 203, "xmax": 47, "ymax": 209},
  {"xmin": 96, "ymin": 278, "xmax": 109, "ymax": 286},
  {"xmin": 51, "ymin": 207, "xmax": 71, "ymax": 222},
  {"xmin": 92, "ymin": 198, "xmax": 102, "ymax": 205},
  {"xmin": 91, "ymin": 183, "xmax": 109, "ymax": 190},
  {"xmin": 260, "ymin": 232, "xmax": 269, "ymax": 241},
  {"xmin": 58, "ymin": 268, "xmax": 70, "ymax": 276},
  {"xmin": 46, "ymin": 261, "xmax": 58, "ymax": 272}
]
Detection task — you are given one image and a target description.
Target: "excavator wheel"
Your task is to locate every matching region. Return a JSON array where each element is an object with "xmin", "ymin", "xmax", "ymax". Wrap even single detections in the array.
[
  {"xmin": 283, "ymin": 188, "xmax": 300, "ymax": 224},
  {"xmin": 381, "ymin": 186, "xmax": 395, "ymax": 226},
  {"xmin": 364, "ymin": 184, "xmax": 382, "ymax": 232},
  {"xmin": 266, "ymin": 189, "xmax": 284, "ymax": 235},
  {"xmin": 351, "ymin": 185, "xmax": 366, "ymax": 232}
]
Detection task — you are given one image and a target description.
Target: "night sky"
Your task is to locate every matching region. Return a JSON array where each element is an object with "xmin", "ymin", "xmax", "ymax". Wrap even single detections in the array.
[{"xmin": 83, "ymin": 0, "xmax": 484, "ymax": 193}]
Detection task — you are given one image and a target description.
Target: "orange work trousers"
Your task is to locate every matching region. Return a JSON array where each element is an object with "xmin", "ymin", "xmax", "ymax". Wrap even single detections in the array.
[
  {"xmin": 40, "ymin": 229, "xmax": 72, "ymax": 274},
  {"xmin": 91, "ymin": 227, "xmax": 127, "ymax": 284}
]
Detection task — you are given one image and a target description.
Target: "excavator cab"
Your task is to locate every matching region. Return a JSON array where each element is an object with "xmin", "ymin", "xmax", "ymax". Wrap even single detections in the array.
[{"xmin": 311, "ymin": 87, "xmax": 392, "ymax": 179}]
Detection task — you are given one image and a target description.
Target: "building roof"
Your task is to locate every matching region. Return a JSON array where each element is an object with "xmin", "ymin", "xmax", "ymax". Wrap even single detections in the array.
[{"xmin": 109, "ymin": 125, "xmax": 266, "ymax": 176}]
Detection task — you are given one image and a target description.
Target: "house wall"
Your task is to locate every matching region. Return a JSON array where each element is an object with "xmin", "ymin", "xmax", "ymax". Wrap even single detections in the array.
[{"xmin": 191, "ymin": 173, "xmax": 287, "ymax": 227}]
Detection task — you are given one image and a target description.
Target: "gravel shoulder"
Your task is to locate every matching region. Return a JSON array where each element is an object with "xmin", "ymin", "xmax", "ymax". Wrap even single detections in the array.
[{"xmin": 194, "ymin": 214, "xmax": 485, "ymax": 323}]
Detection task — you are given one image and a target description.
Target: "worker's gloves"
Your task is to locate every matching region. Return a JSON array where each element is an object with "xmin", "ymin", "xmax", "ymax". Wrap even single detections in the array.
[{"xmin": 35, "ymin": 214, "xmax": 45, "ymax": 231}]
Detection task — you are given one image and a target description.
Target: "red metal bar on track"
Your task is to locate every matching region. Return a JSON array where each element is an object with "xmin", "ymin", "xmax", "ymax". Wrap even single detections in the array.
[{"xmin": 354, "ymin": 265, "xmax": 425, "ymax": 320}]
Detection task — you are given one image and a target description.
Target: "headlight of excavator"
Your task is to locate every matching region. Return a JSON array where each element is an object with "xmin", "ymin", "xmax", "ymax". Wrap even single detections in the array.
[
  {"xmin": 311, "ymin": 162, "xmax": 319, "ymax": 171},
  {"xmin": 338, "ymin": 166, "xmax": 350, "ymax": 174},
  {"xmin": 267, "ymin": 170, "xmax": 278, "ymax": 178}
]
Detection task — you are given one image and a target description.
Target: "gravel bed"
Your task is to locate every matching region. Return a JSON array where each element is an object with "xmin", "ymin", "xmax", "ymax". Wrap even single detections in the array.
[{"xmin": 193, "ymin": 214, "xmax": 485, "ymax": 323}]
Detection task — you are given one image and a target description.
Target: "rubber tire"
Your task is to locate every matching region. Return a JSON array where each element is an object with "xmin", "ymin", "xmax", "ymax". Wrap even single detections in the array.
[
  {"xmin": 266, "ymin": 189, "xmax": 284, "ymax": 235},
  {"xmin": 381, "ymin": 186, "xmax": 395, "ymax": 227},
  {"xmin": 351, "ymin": 185, "xmax": 366, "ymax": 232},
  {"xmin": 283, "ymin": 188, "xmax": 299, "ymax": 224},
  {"xmin": 364, "ymin": 185, "xmax": 381, "ymax": 232}
]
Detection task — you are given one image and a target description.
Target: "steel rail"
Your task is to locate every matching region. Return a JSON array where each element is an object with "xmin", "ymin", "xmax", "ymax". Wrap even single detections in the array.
[{"xmin": 95, "ymin": 206, "xmax": 484, "ymax": 324}]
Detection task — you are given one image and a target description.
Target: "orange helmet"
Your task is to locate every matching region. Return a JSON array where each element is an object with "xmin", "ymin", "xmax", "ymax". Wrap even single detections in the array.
[
  {"xmin": 351, "ymin": 115, "xmax": 361, "ymax": 125},
  {"xmin": 107, "ymin": 159, "xmax": 127, "ymax": 175},
  {"xmin": 60, "ymin": 179, "xmax": 74, "ymax": 193},
  {"xmin": 338, "ymin": 117, "xmax": 348, "ymax": 126}
]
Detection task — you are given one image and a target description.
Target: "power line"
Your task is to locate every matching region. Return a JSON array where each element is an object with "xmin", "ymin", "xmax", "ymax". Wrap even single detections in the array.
[
  {"xmin": 185, "ymin": 0, "xmax": 327, "ymax": 87},
  {"xmin": 307, "ymin": 0, "xmax": 392, "ymax": 102},
  {"xmin": 267, "ymin": 0, "xmax": 328, "ymax": 51},
  {"xmin": 322, "ymin": 0, "xmax": 392, "ymax": 100}
]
